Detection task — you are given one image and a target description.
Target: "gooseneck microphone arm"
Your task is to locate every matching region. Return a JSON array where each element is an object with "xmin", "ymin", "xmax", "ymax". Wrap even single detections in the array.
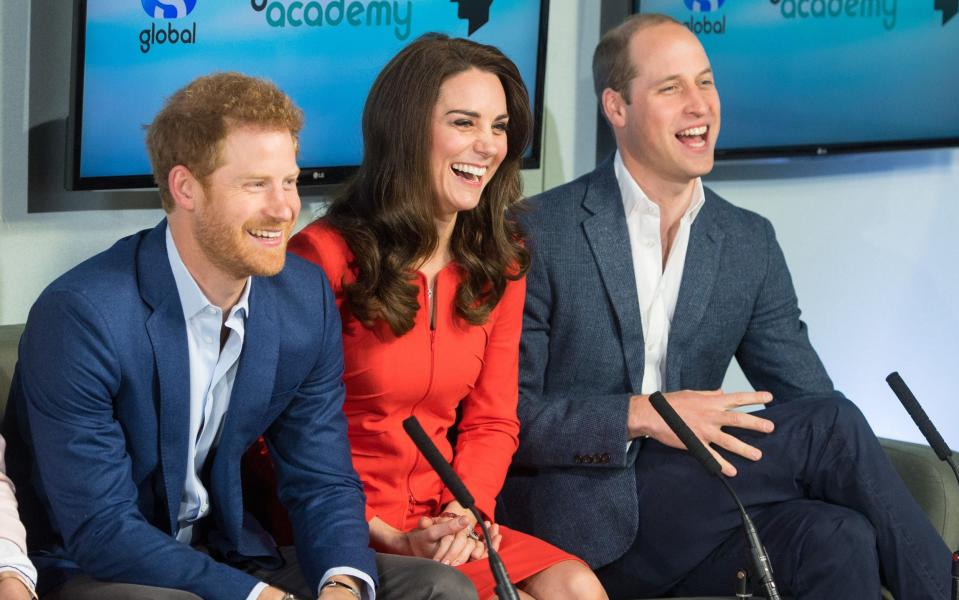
[
  {"xmin": 648, "ymin": 392, "xmax": 782, "ymax": 600},
  {"xmin": 402, "ymin": 416, "xmax": 520, "ymax": 600},
  {"xmin": 885, "ymin": 372, "xmax": 959, "ymax": 600}
]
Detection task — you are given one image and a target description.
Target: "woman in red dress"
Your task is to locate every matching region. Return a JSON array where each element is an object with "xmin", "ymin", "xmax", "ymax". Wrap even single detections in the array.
[{"xmin": 290, "ymin": 35, "xmax": 606, "ymax": 599}]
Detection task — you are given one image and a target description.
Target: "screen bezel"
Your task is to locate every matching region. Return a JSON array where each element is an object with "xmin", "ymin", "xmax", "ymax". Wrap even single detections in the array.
[
  {"xmin": 66, "ymin": 0, "xmax": 550, "ymax": 191},
  {"xmin": 625, "ymin": 0, "xmax": 959, "ymax": 161}
]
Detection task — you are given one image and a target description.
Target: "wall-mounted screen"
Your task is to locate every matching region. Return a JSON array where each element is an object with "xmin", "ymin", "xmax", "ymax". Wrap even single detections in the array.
[
  {"xmin": 68, "ymin": 0, "xmax": 548, "ymax": 191},
  {"xmin": 633, "ymin": 1, "xmax": 959, "ymax": 159}
]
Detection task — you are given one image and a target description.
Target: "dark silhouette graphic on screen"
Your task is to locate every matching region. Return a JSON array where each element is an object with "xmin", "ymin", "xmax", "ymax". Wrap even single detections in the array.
[
  {"xmin": 685, "ymin": 0, "xmax": 726, "ymax": 11},
  {"xmin": 936, "ymin": 0, "xmax": 958, "ymax": 24},
  {"xmin": 452, "ymin": 0, "xmax": 493, "ymax": 36},
  {"xmin": 141, "ymin": 0, "xmax": 197, "ymax": 19}
]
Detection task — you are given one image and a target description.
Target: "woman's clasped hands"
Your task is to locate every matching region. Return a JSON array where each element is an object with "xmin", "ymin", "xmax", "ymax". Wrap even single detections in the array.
[{"xmin": 404, "ymin": 505, "xmax": 502, "ymax": 567}]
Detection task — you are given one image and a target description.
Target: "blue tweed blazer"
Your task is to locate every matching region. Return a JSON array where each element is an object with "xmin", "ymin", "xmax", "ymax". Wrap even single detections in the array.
[{"xmin": 498, "ymin": 157, "xmax": 836, "ymax": 568}]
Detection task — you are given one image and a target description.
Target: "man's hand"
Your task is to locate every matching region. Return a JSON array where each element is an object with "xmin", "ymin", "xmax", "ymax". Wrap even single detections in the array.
[
  {"xmin": 319, "ymin": 587, "xmax": 356, "ymax": 600},
  {"xmin": 318, "ymin": 586, "xmax": 357, "ymax": 599},
  {"xmin": 0, "ymin": 577, "xmax": 33, "ymax": 600},
  {"xmin": 628, "ymin": 389, "xmax": 775, "ymax": 476},
  {"xmin": 256, "ymin": 586, "xmax": 288, "ymax": 600},
  {"xmin": 319, "ymin": 576, "xmax": 363, "ymax": 599}
]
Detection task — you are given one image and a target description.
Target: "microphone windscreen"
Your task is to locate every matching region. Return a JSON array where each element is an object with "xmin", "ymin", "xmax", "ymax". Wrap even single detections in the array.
[
  {"xmin": 649, "ymin": 392, "xmax": 723, "ymax": 476},
  {"xmin": 886, "ymin": 372, "xmax": 952, "ymax": 461},
  {"xmin": 402, "ymin": 416, "xmax": 475, "ymax": 508}
]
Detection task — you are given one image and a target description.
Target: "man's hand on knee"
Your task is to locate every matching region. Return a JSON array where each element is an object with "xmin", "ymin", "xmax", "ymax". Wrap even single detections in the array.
[{"xmin": 628, "ymin": 389, "xmax": 776, "ymax": 476}]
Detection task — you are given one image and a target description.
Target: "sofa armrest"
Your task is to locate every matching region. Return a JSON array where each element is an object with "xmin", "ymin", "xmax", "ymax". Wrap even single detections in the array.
[
  {"xmin": 880, "ymin": 437, "xmax": 959, "ymax": 550},
  {"xmin": 0, "ymin": 324, "xmax": 25, "ymax": 421}
]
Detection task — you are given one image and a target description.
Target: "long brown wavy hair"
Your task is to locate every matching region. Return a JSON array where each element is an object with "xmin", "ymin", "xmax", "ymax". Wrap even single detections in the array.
[{"xmin": 326, "ymin": 33, "xmax": 532, "ymax": 337}]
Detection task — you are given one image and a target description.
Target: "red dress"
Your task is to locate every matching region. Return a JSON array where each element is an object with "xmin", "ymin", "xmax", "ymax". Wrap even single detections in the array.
[{"xmin": 287, "ymin": 221, "xmax": 580, "ymax": 597}]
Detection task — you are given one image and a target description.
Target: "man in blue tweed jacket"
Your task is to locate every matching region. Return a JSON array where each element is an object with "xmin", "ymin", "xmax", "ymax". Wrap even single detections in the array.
[{"xmin": 499, "ymin": 14, "xmax": 950, "ymax": 600}]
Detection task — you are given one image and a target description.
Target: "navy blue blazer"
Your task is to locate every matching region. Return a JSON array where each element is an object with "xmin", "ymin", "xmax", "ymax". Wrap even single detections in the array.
[
  {"xmin": 4, "ymin": 221, "xmax": 376, "ymax": 599},
  {"xmin": 498, "ymin": 157, "xmax": 836, "ymax": 568}
]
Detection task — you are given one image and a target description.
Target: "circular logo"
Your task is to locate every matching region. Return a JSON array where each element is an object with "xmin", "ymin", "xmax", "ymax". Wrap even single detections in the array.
[
  {"xmin": 683, "ymin": 0, "xmax": 725, "ymax": 12},
  {"xmin": 141, "ymin": 0, "xmax": 197, "ymax": 19}
]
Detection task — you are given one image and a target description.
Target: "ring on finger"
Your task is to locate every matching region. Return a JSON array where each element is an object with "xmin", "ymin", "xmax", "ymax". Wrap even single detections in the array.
[{"xmin": 465, "ymin": 529, "xmax": 480, "ymax": 541}]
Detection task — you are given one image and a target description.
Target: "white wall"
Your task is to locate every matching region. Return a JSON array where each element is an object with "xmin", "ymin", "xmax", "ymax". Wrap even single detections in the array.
[
  {"xmin": 712, "ymin": 150, "xmax": 959, "ymax": 449},
  {"xmin": 1, "ymin": 2, "xmax": 956, "ymax": 448},
  {"xmin": 0, "ymin": 1, "xmax": 164, "ymax": 325}
]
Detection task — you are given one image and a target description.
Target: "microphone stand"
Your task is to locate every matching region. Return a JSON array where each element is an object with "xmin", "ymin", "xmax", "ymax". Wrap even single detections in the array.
[
  {"xmin": 718, "ymin": 476, "xmax": 778, "ymax": 600},
  {"xmin": 402, "ymin": 416, "xmax": 520, "ymax": 600},
  {"xmin": 648, "ymin": 392, "xmax": 781, "ymax": 600},
  {"xmin": 886, "ymin": 373, "xmax": 959, "ymax": 600},
  {"xmin": 470, "ymin": 509, "xmax": 520, "ymax": 600},
  {"xmin": 735, "ymin": 569, "xmax": 751, "ymax": 599}
]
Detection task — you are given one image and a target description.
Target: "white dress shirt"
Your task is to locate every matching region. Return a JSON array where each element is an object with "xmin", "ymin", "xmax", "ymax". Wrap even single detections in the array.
[
  {"xmin": 614, "ymin": 151, "xmax": 705, "ymax": 396},
  {"xmin": 165, "ymin": 229, "xmax": 374, "ymax": 600},
  {"xmin": 166, "ymin": 228, "xmax": 249, "ymax": 545}
]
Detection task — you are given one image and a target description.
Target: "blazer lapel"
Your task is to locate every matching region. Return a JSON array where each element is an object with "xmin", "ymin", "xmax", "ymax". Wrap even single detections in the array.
[
  {"xmin": 581, "ymin": 159, "xmax": 646, "ymax": 392},
  {"xmin": 665, "ymin": 192, "xmax": 725, "ymax": 388},
  {"xmin": 212, "ymin": 278, "xmax": 278, "ymax": 550},
  {"xmin": 138, "ymin": 221, "xmax": 191, "ymax": 535},
  {"xmin": 220, "ymin": 279, "xmax": 278, "ymax": 453}
]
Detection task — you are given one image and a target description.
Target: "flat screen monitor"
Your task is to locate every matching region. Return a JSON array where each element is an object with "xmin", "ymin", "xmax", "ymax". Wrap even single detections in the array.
[
  {"xmin": 633, "ymin": 1, "xmax": 959, "ymax": 159},
  {"xmin": 68, "ymin": 0, "xmax": 548, "ymax": 191}
]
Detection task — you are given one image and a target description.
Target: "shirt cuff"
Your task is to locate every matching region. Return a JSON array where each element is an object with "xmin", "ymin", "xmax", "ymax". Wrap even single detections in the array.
[
  {"xmin": 319, "ymin": 567, "xmax": 376, "ymax": 600},
  {"xmin": 244, "ymin": 581, "xmax": 269, "ymax": 600},
  {"xmin": 0, "ymin": 539, "xmax": 36, "ymax": 594}
]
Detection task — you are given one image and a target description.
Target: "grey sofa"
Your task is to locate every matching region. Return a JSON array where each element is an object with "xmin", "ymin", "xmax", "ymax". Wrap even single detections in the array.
[
  {"xmin": 0, "ymin": 324, "xmax": 22, "ymax": 415},
  {"xmin": 0, "ymin": 323, "xmax": 955, "ymax": 598}
]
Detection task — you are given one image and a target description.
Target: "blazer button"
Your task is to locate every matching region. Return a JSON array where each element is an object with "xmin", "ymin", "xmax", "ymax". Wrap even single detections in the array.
[
  {"xmin": 583, "ymin": 455, "xmax": 594, "ymax": 464},
  {"xmin": 601, "ymin": 453, "xmax": 611, "ymax": 463},
  {"xmin": 574, "ymin": 455, "xmax": 583, "ymax": 464}
]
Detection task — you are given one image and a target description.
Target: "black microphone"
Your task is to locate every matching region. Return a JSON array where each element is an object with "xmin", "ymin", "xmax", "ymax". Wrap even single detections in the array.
[
  {"xmin": 650, "ymin": 391, "xmax": 723, "ymax": 475},
  {"xmin": 402, "ymin": 416, "xmax": 520, "ymax": 600},
  {"xmin": 402, "ymin": 416, "xmax": 476, "ymax": 506},
  {"xmin": 649, "ymin": 392, "xmax": 781, "ymax": 600},
  {"xmin": 885, "ymin": 372, "xmax": 954, "ymax": 462},
  {"xmin": 885, "ymin": 372, "xmax": 959, "ymax": 599}
]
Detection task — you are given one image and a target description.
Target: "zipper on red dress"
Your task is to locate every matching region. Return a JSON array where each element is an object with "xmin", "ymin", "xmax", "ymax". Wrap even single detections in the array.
[{"xmin": 406, "ymin": 278, "xmax": 439, "ymax": 508}]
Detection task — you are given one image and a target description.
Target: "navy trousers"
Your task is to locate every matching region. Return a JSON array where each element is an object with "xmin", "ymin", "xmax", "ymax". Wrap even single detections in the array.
[{"xmin": 595, "ymin": 395, "xmax": 950, "ymax": 599}]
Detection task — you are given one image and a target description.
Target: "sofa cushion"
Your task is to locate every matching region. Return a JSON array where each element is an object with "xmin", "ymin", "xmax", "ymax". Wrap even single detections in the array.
[
  {"xmin": 880, "ymin": 437, "xmax": 959, "ymax": 549},
  {"xmin": 0, "ymin": 324, "xmax": 25, "ymax": 419}
]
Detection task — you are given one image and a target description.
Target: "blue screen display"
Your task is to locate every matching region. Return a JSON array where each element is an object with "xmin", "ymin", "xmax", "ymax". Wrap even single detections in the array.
[
  {"xmin": 74, "ymin": 0, "xmax": 545, "ymax": 187},
  {"xmin": 635, "ymin": 1, "xmax": 959, "ymax": 155}
]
